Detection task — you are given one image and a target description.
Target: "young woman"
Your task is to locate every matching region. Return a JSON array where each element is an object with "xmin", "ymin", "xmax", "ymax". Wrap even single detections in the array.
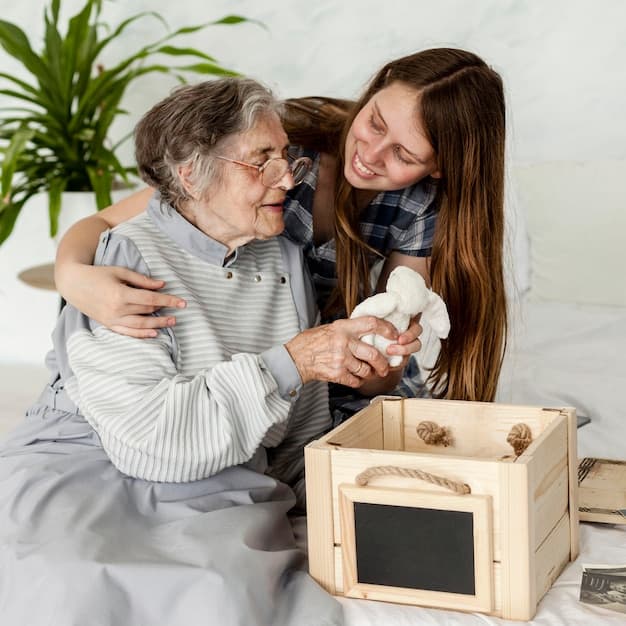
[{"xmin": 55, "ymin": 47, "xmax": 507, "ymax": 410}]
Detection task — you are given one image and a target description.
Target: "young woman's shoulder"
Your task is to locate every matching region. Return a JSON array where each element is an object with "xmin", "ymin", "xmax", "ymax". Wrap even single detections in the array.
[
  {"xmin": 377, "ymin": 176, "xmax": 439, "ymax": 218},
  {"xmin": 363, "ymin": 177, "xmax": 440, "ymax": 257}
]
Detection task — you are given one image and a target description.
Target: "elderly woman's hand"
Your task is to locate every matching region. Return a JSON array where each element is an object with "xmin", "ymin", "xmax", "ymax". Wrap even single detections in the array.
[
  {"xmin": 285, "ymin": 316, "xmax": 399, "ymax": 388},
  {"xmin": 57, "ymin": 263, "xmax": 186, "ymax": 338}
]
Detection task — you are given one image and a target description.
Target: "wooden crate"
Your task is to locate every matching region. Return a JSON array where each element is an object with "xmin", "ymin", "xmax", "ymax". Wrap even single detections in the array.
[{"xmin": 305, "ymin": 397, "xmax": 579, "ymax": 621}]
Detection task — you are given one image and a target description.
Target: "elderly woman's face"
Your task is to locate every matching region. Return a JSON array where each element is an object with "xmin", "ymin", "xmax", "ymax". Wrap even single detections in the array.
[{"xmin": 200, "ymin": 112, "xmax": 292, "ymax": 250}]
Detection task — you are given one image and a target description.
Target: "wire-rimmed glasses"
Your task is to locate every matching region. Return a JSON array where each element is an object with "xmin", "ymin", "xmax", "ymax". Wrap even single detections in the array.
[{"xmin": 215, "ymin": 155, "xmax": 312, "ymax": 188}]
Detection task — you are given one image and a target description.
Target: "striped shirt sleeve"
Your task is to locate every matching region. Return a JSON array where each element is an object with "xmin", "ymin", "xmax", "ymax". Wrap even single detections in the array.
[{"xmin": 66, "ymin": 329, "xmax": 292, "ymax": 483}]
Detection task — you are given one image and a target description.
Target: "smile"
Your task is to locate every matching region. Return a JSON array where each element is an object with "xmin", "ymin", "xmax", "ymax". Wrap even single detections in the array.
[{"xmin": 353, "ymin": 152, "xmax": 377, "ymax": 178}]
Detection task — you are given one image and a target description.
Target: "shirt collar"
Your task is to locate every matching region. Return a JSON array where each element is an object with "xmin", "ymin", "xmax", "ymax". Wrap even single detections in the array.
[{"xmin": 147, "ymin": 192, "xmax": 239, "ymax": 267}]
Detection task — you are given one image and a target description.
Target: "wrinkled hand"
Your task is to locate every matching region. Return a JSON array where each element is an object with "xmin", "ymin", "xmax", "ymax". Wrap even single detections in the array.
[
  {"xmin": 285, "ymin": 316, "xmax": 399, "ymax": 388},
  {"xmin": 59, "ymin": 264, "xmax": 186, "ymax": 338}
]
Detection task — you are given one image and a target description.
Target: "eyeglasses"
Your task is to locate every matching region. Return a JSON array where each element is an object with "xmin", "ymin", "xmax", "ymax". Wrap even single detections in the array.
[{"xmin": 215, "ymin": 155, "xmax": 312, "ymax": 188}]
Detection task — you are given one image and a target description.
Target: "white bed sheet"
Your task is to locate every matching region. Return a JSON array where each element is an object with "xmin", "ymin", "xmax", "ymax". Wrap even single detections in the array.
[
  {"xmin": 337, "ymin": 298, "xmax": 626, "ymax": 625},
  {"xmin": 498, "ymin": 298, "xmax": 626, "ymax": 460}
]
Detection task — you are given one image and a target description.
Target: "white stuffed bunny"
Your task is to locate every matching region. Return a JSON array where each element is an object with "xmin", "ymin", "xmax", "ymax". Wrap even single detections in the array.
[{"xmin": 350, "ymin": 266, "xmax": 450, "ymax": 367}]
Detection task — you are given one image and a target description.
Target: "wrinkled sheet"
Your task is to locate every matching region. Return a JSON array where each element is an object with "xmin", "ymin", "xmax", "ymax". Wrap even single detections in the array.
[{"xmin": 0, "ymin": 399, "xmax": 343, "ymax": 626}]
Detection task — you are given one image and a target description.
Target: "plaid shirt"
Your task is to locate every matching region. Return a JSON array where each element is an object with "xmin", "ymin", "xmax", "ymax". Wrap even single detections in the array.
[{"xmin": 284, "ymin": 146, "xmax": 439, "ymax": 314}]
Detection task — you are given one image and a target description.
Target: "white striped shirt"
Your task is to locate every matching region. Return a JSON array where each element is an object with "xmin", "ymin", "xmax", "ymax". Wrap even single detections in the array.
[{"xmin": 64, "ymin": 197, "xmax": 330, "ymax": 503}]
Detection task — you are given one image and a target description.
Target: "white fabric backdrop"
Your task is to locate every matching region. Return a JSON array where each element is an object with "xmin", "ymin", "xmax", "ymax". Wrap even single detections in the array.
[{"xmin": 1, "ymin": 0, "xmax": 626, "ymax": 364}]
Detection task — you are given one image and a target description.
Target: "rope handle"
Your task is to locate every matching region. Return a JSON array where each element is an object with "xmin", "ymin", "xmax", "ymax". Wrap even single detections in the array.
[{"xmin": 355, "ymin": 465, "xmax": 471, "ymax": 495}]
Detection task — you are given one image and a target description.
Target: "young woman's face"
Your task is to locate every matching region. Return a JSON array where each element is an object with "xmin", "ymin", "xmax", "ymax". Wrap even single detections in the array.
[{"xmin": 344, "ymin": 82, "xmax": 441, "ymax": 192}]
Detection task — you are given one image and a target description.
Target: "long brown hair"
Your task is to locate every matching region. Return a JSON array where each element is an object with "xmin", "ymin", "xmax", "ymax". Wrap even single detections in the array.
[{"xmin": 283, "ymin": 48, "xmax": 507, "ymax": 402}]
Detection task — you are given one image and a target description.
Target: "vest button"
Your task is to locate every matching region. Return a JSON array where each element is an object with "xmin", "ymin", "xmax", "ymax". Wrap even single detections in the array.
[
  {"xmin": 225, "ymin": 271, "xmax": 233, "ymax": 279},
  {"xmin": 280, "ymin": 276, "xmax": 287, "ymax": 284},
  {"xmin": 254, "ymin": 275, "xmax": 262, "ymax": 282},
  {"xmin": 289, "ymin": 389, "xmax": 298, "ymax": 398}
]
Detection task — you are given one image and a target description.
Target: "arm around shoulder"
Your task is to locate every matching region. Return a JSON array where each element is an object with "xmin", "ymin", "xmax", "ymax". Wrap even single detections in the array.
[{"xmin": 54, "ymin": 188, "xmax": 186, "ymax": 335}]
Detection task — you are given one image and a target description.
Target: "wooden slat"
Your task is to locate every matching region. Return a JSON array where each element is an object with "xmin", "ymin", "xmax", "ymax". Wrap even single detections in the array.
[
  {"xmin": 334, "ymin": 547, "xmax": 343, "ymax": 594},
  {"xmin": 563, "ymin": 408, "xmax": 580, "ymax": 560},
  {"xmin": 498, "ymin": 462, "xmax": 535, "ymax": 620},
  {"xmin": 535, "ymin": 512, "xmax": 572, "ymax": 601},
  {"xmin": 304, "ymin": 443, "xmax": 336, "ymax": 592},
  {"xmin": 382, "ymin": 398, "xmax": 404, "ymax": 450},
  {"xmin": 323, "ymin": 400, "xmax": 383, "ymax": 449},
  {"xmin": 523, "ymin": 416, "xmax": 569, "ymax": 549},
  {"xmin": 533, "ymin": 464, "xmax": 569, "ymax": 549}
]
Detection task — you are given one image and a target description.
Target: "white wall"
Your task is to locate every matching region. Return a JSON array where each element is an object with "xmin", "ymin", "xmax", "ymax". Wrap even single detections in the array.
[{"xmin": 1, "ymin": 0, "xmax": 626, "ymax": 364}]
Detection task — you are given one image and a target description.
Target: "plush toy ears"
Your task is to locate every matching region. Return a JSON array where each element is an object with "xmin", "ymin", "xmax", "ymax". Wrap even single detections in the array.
[{"xmin": 422, "ymin": 291, "xmax": 451, "ymax": 339}]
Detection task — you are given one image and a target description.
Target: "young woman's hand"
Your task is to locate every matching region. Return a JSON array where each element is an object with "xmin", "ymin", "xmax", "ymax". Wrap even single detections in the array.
[
  {"xmin": 386, "ymin": 315, "xmax": 423, "ymax": 360},
  {"xmin": 285, "ymin": 316, "xmax": 399, "ymax": 388},
  {"xmin": 58, "ymin": 264, "xmax": 186, "ymax": 338}
]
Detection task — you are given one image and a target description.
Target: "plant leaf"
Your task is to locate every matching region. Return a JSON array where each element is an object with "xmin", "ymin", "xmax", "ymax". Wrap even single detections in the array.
[
  {"xmin": 0, "ymin": 19, "xmax": 59, "ymax": 105},
  {"xmin": 0, "ymin": 20, "xmax": 48, "ymax": 78},
  {"xmin": 93, "ymin": 11, "xmax": 167, "ymax": 60},
  {"xmin": 50, "ymin": 0, "xmax": 61, "ymax": 25},
  {"xmin": 97, "ymin": 147, "xmax": 133, "ymax": 185},
  {"xmin": 73, "ymin": 22, "xmax": 99, "ymax": 100},
  {"xmin": 0, "ymin": 5, "xmax": 257, "ymax": 246},
  {"xmin": 211, "ymin": 15, "xmax": 267, "ymax": 30},
  {"xmin": 47, "ymin": 177, "xmax": 66, "ymax": 237},
  {"xmin": 64, "ymin": 0, "xmax": 99, "ymax": 104},
  {"xmin": 43, "ymin": 9, "xmax": 65, "ymax": 91},
  {"xmin": 91, "ymin": 81, "xmax": 128, "ymax": 149},
  {"xmin": 173, "ymin": 63, "xmax": 240, "ymax": 77},
  {"xmin": 155, "ymin": 45, "xmax": 217, "ymax": 62},
  {"xmin": 0, "ymin": 197, "xmax": 26, "ymax": 245},
  {"xmin": 0, "ymin": 71, "xmax": 41, "ymax": 97},
  {"xmin": 0, "ymin": 88, "xmax": 46, "ymax": 108},
  {"xmin": 1, "ymin": 126, "xmax": 34, "ymax": 198},
  {"xmin": 86, "ymin": 165, "xmax": 112, "ymax": 209}
]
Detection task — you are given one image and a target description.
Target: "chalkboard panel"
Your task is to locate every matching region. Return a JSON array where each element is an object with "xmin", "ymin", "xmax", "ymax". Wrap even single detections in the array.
[
  {"xmin": 339, "ymin": 484, "xmax": 493, "ymax": 612},
  {"xmin": 354, "ymin": 502, "xmax": 475, "ymax": 594}
]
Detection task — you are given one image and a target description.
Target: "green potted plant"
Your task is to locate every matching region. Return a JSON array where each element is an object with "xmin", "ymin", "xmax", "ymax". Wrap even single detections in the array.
[{"xmin": 0, "ymin": 0, "xmax": 253, "ymax": 245}]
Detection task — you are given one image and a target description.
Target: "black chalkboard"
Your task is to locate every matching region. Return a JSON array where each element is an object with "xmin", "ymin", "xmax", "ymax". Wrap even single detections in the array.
[{"xmin": 354, "ymin": 502, "xmax": 476, "ymax": 595}]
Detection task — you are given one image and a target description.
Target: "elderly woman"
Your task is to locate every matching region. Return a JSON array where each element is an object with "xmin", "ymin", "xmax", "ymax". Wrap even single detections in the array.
[{"xmin": 0, "ymin": 78, "xmax": 397, "ymax": 626}]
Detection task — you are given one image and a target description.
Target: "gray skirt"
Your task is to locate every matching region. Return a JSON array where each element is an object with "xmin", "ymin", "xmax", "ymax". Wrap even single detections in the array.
[{"xmin": 0, "ymin": 386, "xmax": 342, "ymax": 626}]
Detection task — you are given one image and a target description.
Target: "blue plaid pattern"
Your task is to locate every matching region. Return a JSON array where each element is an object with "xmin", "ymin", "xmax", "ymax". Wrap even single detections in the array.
[
  {"xmin": 284, "ymin": 146, "xmax": 440, "ymax": 422},
  {"xmin": 284, "ymin": 146, "xmax": 439, "ymax": 313}
]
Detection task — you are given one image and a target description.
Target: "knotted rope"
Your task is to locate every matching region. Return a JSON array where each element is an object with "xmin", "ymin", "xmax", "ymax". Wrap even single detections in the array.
[
  {"xmin": 416, "ymin": 420, "xmax": 452, "ymax": 446},
  {"xmin": 506, "ymin": 423, "xmax": 533, "ymax": 457},
  {"xmin": 355, "ymin": 465, "xmax": 471, "ymax": 495}
]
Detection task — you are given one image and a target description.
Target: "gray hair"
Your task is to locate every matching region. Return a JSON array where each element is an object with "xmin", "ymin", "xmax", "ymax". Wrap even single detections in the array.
[{"xmin": 134, "ymin": 78, "xmax": 282, "ymax": 208}]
